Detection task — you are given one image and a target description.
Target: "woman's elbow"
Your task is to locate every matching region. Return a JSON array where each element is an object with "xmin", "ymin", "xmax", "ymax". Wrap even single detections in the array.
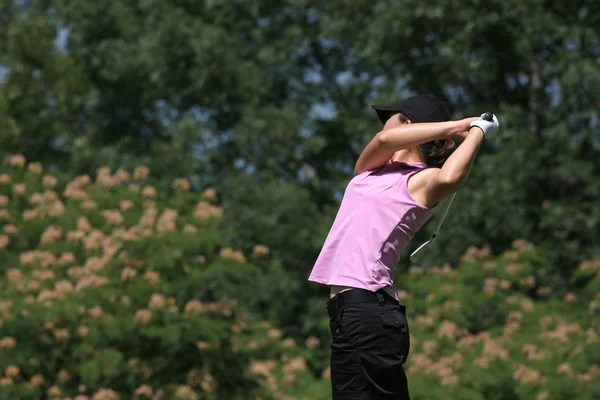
[
  {"xmin": 354, "ymin": 164, "xmax": 367, "ymax": 176},
  {"xmin": 375, "ymin": 131, "xmax": 392, "ymax": 148}
]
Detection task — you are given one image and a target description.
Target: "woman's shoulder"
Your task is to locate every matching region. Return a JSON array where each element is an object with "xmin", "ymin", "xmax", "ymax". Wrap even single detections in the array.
[{"xmin": 406, "ymin": 167, "xmax": 440, "ymax": 191}]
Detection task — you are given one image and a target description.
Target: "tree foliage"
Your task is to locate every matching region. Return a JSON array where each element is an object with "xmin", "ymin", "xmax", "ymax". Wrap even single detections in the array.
[
  {"xmin": 1, "ymin": 1, "xmax": 600, "ymax": 397},
  {"xmin": 1, "ymin": 0, "xmax": 598, "ymax": 284}
]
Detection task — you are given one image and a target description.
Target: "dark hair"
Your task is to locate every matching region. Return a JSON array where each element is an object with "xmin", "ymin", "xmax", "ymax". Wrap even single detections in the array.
[
  {"xmin": 417, "ymin": 141, "xmax": 455, "ymax": 168},
  {"xmin": 392, "ymin": 112, "xmax": 455, "ymax": 168}
]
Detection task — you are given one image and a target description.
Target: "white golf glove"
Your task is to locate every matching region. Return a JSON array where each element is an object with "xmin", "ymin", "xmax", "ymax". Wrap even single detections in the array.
[{"xmin": 470, "ymin": 112, "xmax": 500, "ymax": 137}]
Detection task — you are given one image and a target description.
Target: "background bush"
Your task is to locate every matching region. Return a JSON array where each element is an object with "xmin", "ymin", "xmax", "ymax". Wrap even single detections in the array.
[{"xmin": 0, "ymin": 157, "xmax": 598, "ymax": 399}]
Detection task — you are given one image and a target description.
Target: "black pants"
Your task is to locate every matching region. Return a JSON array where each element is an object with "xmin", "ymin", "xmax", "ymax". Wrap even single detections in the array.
[{"xmin": 326, "ymin": 288, "xmax": 411, "ymax": 400}]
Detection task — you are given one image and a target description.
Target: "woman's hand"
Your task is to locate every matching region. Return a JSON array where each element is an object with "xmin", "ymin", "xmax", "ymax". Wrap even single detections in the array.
[{"xmin": 451, "ymin": 117, "xmax": 480, "ymax": 140}]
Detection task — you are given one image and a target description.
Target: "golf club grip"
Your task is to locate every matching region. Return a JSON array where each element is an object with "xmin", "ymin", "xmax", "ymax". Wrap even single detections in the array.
[{"xmin": 482, "ymin": 112, "xmax": 494, "ymax": 121}]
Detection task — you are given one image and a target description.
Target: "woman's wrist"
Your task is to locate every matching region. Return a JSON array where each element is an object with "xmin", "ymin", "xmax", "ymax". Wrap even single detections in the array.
[
  {"xmin": 449, "ymin": 118, "xmax": 480, "ymax": 139},
  {"xmin": 467, "ymin": 126, "xmax": 486, "ymax": 139}
]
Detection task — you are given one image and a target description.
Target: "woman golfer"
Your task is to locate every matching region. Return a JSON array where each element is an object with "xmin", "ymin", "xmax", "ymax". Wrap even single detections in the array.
[{"xmin": 308, "ymin": 95, "xmax": 499, "ymax": 399}]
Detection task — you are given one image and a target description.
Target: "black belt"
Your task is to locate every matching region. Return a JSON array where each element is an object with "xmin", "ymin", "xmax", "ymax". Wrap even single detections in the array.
[{"xmin": 326, "ymin": 288, "xmax": 404, "ymax": 319}]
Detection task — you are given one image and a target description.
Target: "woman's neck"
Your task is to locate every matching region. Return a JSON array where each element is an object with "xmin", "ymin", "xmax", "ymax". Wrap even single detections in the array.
[{"xmin": 391, "ymin": 149, "xmax": 425, "ymax": 163}]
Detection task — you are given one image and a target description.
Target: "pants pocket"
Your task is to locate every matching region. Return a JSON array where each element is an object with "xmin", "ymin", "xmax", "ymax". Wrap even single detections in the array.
[
  {"xmin": 330, "ymin": 307, "xmax": 366, "ymax": 392},
  {"xmin": 378, "ymin": 310, "xmax": 410, "ymax": 363},
  {"xmin": 331, "ymin": 306, "xmax": 364, "ymax": 347}
]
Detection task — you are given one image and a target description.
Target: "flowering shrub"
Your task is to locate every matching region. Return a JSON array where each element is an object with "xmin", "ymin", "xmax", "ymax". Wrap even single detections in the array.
[
  {"xmin": 402, "ymin": 241, "xmax": 600, "ymax": 400},
  {"xmin": 1, "ymin": 155, "xmax": 598, "ymax": 399},
  {"xmin": 0, "ymin": 156, "xmax": 323, "ymax": 400}
]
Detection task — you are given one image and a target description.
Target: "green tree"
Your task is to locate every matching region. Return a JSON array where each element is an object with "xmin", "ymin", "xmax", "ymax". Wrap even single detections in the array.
[{"xmin": 2, "ymin": 0, "xmax": 599, "ymax": 300}]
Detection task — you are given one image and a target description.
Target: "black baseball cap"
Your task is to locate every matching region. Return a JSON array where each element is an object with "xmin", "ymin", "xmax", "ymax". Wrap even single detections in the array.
[{"xmin": 371, "ymin": 95, "xmax": 452, "ymax": 125}]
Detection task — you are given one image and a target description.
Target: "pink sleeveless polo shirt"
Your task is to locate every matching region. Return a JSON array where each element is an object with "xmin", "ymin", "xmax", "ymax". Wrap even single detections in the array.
[{"xmin": 308, "ymin": 161, "xmax": 435, "ymax": 300}]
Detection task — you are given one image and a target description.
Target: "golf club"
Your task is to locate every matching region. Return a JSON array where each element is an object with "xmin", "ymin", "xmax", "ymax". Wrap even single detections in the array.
[{"xmin": 409, "ymin": 192, "xmax": 456, "ymax": 263}]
